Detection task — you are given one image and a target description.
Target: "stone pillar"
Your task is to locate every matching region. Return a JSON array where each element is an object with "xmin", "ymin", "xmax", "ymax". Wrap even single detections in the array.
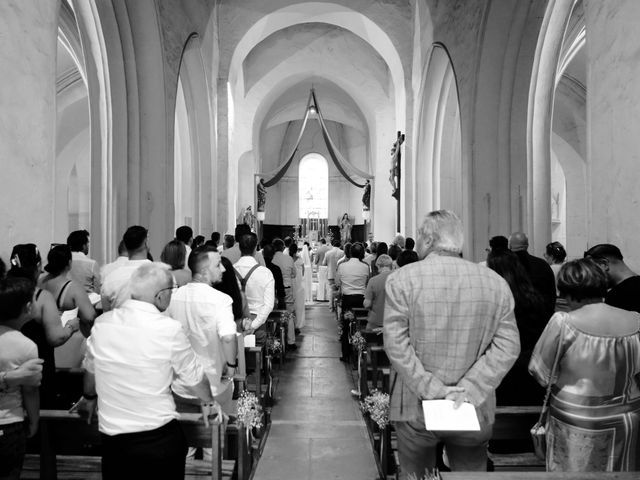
[
  {"xmin": 0, "ymin": 1, "xmax": 59, "ymax": 258},
  {"xmin": 217, "ymin": 78, "xmax": 231, "ymax": 232},
  {"xmin": 585, "ymin": 0, "xmax": 640, "ymax": 268}
]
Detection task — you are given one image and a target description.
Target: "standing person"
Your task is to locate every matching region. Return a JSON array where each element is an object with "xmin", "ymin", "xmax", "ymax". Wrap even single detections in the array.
[
  {"xmin": 76, "ymin": 263, "xmax": 213, "ymax": 480},
  {"xmin": 100, "ymin": 226, "xmax": 151, "ymax": 312},
  {"xmin": 335, "ymin": 243, "xmax": 369, "ymax": 362},
  {"xmin": 160, "ymin": 240, "xmax": 191, "ymax": 287},
  {"xmin": 234, "ymin": 234, "xmax": 274, "ymax": 345},
  {"xmin": 0, "ymin": 277, "xmax": 40, "ymax": 480},
  {"xmin": 262, "ymin": 244, "xmax": 285, "ymax": 310},
  {"xmin": 509, "ymin": 232, "xmax": 556, "ymax": 320},
  {"xmin": 324, "ymin": 239, "xmax": 344, "ymax": 308},
  {"xmin": 175, "ymin": 225, "xmax": 194, "ymax": 259},
  {"xmin": 290, "ymin": 244, "xmax": 306, "ymax": 331},
  {"xmin": 544, "ymin": 241, "xmax": 568, "ymax": 311},
  {"xmin": 384, "ymin": 210, "xmax": 519, "ymax": 475},
  {"xmin": 168, "ymin": 248, "xmax": 238, "ymax": 416},
  {"xmin": 7, "ymin": 244, "xmax": 79, "ymax": 408},
  {"xmin": 584, "ymin": 243, "xmax": 640, "ymax": 313},
  {"xmin": 272, "ymin": 238, "xmax": 297, "ymax": 350},
  {"xmin": 302, "ymin": 242, "xmax": 313, "ymax": 304},
  {"xmin": 314, "ymin": 239, "xmax": 330, "ymax": 301},
  {"xmin": 67, "ymin": 229, "xmax": 101, "ymax": 295},
  {"xmin": 487, "ymin": 249, "xmax": 548, "ymax": 405},
  {"xmin": 363, "ymin": 254, "xmax": 392, "ymax": 330},
  {"xmin": 100, "ymin": 240, "xmax": 128, "ymax": 281},
  {"xmin": 529, "ymin": 258, "xmax": 640, "ymax": 472}
]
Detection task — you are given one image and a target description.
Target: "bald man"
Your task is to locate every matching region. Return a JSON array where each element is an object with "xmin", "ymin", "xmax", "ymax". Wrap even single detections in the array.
[
  {"xmin": 79, "ymin": 263, "xmax": 212, "ymax": 480},
  {"xmin": 509, "ymin": 232, "xmax": 556, "ymax": 319}
]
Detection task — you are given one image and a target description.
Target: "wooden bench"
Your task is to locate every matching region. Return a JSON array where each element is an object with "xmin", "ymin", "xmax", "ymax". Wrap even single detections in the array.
[
  {"xmin": 266, "ymin": 309, "xmax": 288, "ymax": 367},
  {"xmin": 25, "ymin": 410, "xmax": 252, "ymax": 480}
]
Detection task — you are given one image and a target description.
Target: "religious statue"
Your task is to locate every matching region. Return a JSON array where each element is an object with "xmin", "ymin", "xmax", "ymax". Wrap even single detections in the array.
[
  {"xmin": 362, "ymin": 179, "xmax": 371, "ymax": 211},
  {"xmin": 257, "ymin": 178, "xmax": 267, "ymax": 212},
  {"xmin": 340, "ymin": 213, "xmax": 353, "ymax": 245},
  {"xmin": 389, "ymin": 131, "xmax": 405, "ymax": 199},
  {"xmin": 237, "ymin": 206, "xmax": 257, "ymax": 232}
]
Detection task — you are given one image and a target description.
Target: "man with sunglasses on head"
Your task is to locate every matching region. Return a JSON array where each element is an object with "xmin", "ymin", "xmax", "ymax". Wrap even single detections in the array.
[{"xmin": 75, "ymin": 262, "xmax": 213, "ymax": 480}]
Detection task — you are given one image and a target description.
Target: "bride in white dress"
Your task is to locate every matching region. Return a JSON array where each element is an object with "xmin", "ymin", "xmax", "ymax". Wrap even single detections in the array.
[
  {"xmin": 290, "ymin": 243, "xmax": 306, "ymax": 329},
  {"xmin": 302, "ymin": 243, "xmax": 313, "ymax": 303}
]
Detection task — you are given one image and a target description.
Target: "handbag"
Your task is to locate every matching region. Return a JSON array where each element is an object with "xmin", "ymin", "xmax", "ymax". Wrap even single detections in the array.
[{"xmin": 530, "ymin": 324, "xmax": 564, "ymax": 460}]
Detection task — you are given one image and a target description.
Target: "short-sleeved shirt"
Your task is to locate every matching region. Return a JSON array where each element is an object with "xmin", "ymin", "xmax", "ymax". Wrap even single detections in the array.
[
  {"xmin": 83, "ymin": 299, "xmax": 206, "ymax": 435},
  {"xmin": 100, "ymin": 259, "xmax": 151, "ymax": 310},
  {"xmin": 336, "ymin": 259, "xmax": 369, "ymax": 296},
  {"xmin": 167, "ymin": 283, "xmax": 237, "ymax": 397},
  {"xmin": 364, "ymin": 270, "xmax": 391, "ymax": 329},
  {"xmin": 606, "ymin": 275, "xmax": 640, "ymax": 313},
  {"xmin": 0, "ymin": 326, "xmax": 38, "ymax": 425}
]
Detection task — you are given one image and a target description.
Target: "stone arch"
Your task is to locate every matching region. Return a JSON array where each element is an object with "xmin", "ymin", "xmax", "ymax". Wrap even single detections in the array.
[
  {"xmin": 174, "ymin": 34, "xmax": 216, "ymax": 235},
  {"xmin": 527, "ymin": 0, "xmax": 583, "ymax": 254},
  {"xmin": 227, "ymin": 2, "xmax": 406, "ymax": 129},
  {"xmin": 413, "ymin": 44, "xmax": 466, "ymax": 252}
]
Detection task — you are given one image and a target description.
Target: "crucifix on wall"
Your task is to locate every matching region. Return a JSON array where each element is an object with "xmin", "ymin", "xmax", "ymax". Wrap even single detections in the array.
[{"xmin": 389, "ymin": 131, "xmax": 405, "ymax": 232}]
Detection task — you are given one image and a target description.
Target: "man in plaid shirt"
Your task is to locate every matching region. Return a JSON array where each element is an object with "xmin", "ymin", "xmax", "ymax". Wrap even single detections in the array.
[{"xmin": 384, "ymin": 210, "xmax": 520, "ymax": 475}]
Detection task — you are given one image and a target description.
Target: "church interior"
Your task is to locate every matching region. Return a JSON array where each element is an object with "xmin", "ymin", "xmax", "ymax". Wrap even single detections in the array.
[
  {"xmin": 2, "ymin": 0, "xmax": 640, "ymax": 478},
  {"xmin": 5, "ymin": 0, "xmax": 633, "ymax": 266}
]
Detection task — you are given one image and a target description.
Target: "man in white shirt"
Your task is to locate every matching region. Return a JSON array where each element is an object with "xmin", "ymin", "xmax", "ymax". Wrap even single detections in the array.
[
  {"xmin": 100, "ymin": 226, "xmax": 151, "ymax": 311},
  {"xmin": 222, "ymin": 224, "xmax": 265, "ymax": 266},
  {"xmin": 234, "ymin": 233, "xmax": 274, "ymax": 345},
  {"xmin": 335, "ymin": 242, "xmax": 369, "ymax": 361},
  {"xmin": 67, "ymin": 229, "xmax": 101, "ymax": 294},
  {"xmin": 271, "ymin": 238, "xmax": 297, "ymax": 348},
  {"xmin": 315, "ymin": 238, "xmax": 330, "ymax": 301},
  {"xmin": 167, "ymin": 248, "xmax": 238, "ymax": 411},
  {"xmin": 100, "ymin": 240, "xmax": 128, "ymax": 281},
  {"xmin": 323, "ymin": 239, "xmax": 344, "ymax": 309},
  {"xmin": 78, "ymin": 262, "xmax": 213, "ymax": 479}
]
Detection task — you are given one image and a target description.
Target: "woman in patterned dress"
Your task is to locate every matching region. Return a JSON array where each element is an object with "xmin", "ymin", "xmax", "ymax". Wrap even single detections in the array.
[{"xmin": 529, "ymin": 258, "xmax": 640, "ymax": 472}]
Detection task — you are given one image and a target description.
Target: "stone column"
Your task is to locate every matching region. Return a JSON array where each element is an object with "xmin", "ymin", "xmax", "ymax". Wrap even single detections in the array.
[
  {"xmin": 0, "ymin": 1, "xmax": 59, "ymax": 258},
  {"xmin": 585, "ymin": 0, "xmax": 640, "ymax": 268}
]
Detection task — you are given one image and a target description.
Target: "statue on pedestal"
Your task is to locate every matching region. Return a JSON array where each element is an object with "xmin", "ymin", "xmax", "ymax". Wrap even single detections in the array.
[
  {"xmin": 257, "ymin": 178, "xmax": 267, "ymax": 213},
  {"xmin": 389, "ymin": 131, "xmax": 405, "ymax": 199},
  {"xmin": 237, "ymin": 206, "xmax": 257, "ymax": 232},
  {"xmin": 340, "ymin": 213, "xmax": 353, "ymax": 245},
  {"xmin": 362, "ymin": 179, "xmax": 371, "ymax": 211}
]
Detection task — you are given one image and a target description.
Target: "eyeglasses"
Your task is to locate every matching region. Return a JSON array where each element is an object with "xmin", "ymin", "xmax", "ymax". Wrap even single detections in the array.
[{"xmin": 155, "ymin": 286, "xmax": 178, "ymax": 297}]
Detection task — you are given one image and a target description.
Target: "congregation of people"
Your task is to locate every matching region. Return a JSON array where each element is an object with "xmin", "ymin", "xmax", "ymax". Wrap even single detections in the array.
[{"xmin": 2, "ymin": 213, "xmax": 640, "ymax": 478}]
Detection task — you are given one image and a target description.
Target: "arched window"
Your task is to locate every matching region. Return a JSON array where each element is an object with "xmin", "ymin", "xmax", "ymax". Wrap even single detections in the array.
[{"xmin": 299, "ymin": 153, "xmax": 328, "ymax": 219}]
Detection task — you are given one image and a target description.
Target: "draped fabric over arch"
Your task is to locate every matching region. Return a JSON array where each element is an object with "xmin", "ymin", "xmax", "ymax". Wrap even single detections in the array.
[{"xmin": 261, "ymin": 89, "xmax": 373, "ymax": 188}]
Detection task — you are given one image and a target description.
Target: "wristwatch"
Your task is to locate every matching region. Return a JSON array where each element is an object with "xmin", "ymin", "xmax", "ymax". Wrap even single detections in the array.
[
  {"xmin": 226, "ymin": 361, "xmax": 238, "ymax": 368},
  {"xmin": 82, "ymin": 393, "xmax": 98, "ymax": 400}
]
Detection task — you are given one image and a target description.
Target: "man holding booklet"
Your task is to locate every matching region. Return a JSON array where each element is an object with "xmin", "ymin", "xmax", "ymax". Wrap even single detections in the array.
[{"xmin": 383, "ymin": 210, "xmax": 520, "ymax": 476}]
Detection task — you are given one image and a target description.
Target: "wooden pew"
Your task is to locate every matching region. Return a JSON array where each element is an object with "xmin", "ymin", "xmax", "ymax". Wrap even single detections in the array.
[
  {"xmin": 24, "ymin": 410, "xmax": 251, "ymax": 480},
  {"xmin": 266, "ymin": 309, "xmax": 288, "ymax": 367}
]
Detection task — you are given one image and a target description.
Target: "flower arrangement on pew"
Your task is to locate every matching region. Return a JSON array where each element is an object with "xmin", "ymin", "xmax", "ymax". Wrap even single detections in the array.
[
  {"xmin": 350, "ymin": 331, "xmax": 367, "ymax": 353},
  {"xmin": 236, "ymin": 391, "xmax": 263, "ymax": 430},
  {"xmin": 341, "ymin": 310, "xmax": 354, "ymax": 339},
  {"xmin": 279, "ymin": 311, "xmax": 296, "ymax": 329},
  {"xmin": 407, "ymin": 469, "xmax": 442, "ymax": 480},
  {"xmin": 265, "ymin": 337, "xmax": 283, "ymax": 357},
  {"xmin": 360, "ymin": 389, "xmax": 390, "ymax": 430}
]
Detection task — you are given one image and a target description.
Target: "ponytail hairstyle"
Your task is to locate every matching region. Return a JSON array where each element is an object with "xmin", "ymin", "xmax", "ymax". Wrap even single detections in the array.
[{"xmin": 7, "ymin": 244, "xmax": 42, "ymax": 281}]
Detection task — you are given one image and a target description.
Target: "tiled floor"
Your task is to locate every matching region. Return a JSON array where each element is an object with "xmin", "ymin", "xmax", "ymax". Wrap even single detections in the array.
[{"xmin": 253, "ymin": 304, "xmax": 379, "ymax": 480}]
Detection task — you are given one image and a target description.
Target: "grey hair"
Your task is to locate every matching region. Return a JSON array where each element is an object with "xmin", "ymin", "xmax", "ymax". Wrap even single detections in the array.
[
  {"xmin": 419, "ymin": 210, "xmax": 464, "ymax": 254},
  {"xmin": 129, "ymin": 262, "xmax": 172, "ymax": 299},
  {"xmin": 375, "ymin": 254, "xmax": 393, "ymax": 269}
]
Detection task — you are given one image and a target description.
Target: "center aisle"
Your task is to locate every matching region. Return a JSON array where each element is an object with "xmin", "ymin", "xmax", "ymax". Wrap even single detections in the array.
[{"xmin": 253, "ymin": 304, "xmax": 379, "ymax": 480}]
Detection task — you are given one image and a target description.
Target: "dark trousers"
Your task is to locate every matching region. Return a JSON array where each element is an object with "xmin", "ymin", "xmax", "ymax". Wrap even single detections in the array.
[
  {"xmin": 0, "ymin": 421, "xmax": 26, "ymax": 480},
  {"xmin": 101, "ymin": 419, "xmax": 187, "ymax": 480},
  {"xmin": 340, "ymin": 294, "xmax": 364, "ymax": 359}
]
